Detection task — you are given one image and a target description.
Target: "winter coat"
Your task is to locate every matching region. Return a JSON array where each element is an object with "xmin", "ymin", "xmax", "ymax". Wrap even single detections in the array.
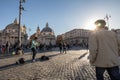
[{"xmin": 89, "ymin": 28, "xmax": 120, "ymax": 67}]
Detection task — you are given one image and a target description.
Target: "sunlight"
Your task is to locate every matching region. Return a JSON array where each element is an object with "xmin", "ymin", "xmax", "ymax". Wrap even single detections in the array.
[{"xmin": 84, "ymin": 19, "xmax": 96, "ymax": 30}]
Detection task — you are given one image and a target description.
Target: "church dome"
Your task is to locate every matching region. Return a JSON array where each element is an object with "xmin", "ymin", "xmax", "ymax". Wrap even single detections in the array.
[
  {"xmin": 41, "ymin": 23, "xmax": 53, "ymax": 33},
  {"xmin": 4, "ymin": 18, "xmax": 27, "ymax": 35},
  {"xmin": 6, "ymin": 23, "xmax": 19, "ymax": 29},
  {"xmin": 5, "ymin": 18, "xmax": 19, "ymax": 29}
]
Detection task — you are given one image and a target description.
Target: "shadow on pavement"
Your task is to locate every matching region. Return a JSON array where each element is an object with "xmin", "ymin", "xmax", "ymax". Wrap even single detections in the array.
[
  {"xmin": 78, "ymin": 52, "xmax": 88, "ymax": 59},
  {"xmin": 0, "ymin": 51, "xmax": 88, "ymax": 71},
  {"xmin": 0, "ymin": 53, "xmax": 61, "ymax": 71}
]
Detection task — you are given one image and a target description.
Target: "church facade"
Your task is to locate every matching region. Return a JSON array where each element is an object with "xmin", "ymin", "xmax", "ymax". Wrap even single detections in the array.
[
  {"xmin": 39, "ymin": 23, "xmax": 56, "ymax": 46},
  {"xmin": 30, "ymin": 23, "xmax": 56, "ymax": 46},
  {"xmin": 0, "ymin": 19, "xmax": 28, "ymax": 46}
]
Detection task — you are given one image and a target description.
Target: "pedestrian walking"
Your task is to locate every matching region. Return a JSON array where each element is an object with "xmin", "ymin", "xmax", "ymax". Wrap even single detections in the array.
[
  {"xmin": 2, "ymin": 45, "xmax": 5, "ymax": 55},
  {"xmin": 5, "ymin": 41, "xmax": 10, "ymax": 54},
  {"xmin": 0, "ymin": 45, "xmax": 2, "ymax": 54},
  {"xmin": 31, "ymin": 37, "xmax": 39, "ymax": 62},
  {"xmin": 67, "ymin": 43, "xmax": 70, "ymax": 50},
  {"xmin": 63, "ymin": 42, "xmax": 67, "ymax": 54},
  {"xmin": 89, "ymin": 19, "xmax": 120, "ymax": 80},
  {"xmin": 59, "ymin": 42, "xmax": 62, "ymax": 53}
]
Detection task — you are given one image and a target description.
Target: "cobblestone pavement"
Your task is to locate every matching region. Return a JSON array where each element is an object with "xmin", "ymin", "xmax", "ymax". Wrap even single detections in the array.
[{"xmin": 0, "ymin": 49, "xmax": 111, "ymax": 80}]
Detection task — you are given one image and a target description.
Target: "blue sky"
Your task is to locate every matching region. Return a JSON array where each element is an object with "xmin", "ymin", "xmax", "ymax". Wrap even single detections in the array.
[{"xmin": 0, "ymin": 0, "xmax": 120, "ymax": 36}]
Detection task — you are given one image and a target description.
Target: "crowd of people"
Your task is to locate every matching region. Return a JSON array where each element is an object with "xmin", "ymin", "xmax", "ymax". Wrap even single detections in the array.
[
  {"xmin": 58, "ymin": 42, "xmax": 69, "ymax": 54},
  {"xmin": 0, "ymin": 40, "xmax": 88, "ymax": 56}
]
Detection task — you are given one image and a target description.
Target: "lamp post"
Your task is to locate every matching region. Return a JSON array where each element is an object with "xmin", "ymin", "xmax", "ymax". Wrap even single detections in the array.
[
  {"xmin": 28, "ymin": 28, "xmax": 31, "ymax": 39},
  {"xmin": 104, "ymin": 14, "xmax": 111, "ymax": 29},
  {"xmin": 18, "ymin": 0, "xmax": 26, "ymax": 47}
]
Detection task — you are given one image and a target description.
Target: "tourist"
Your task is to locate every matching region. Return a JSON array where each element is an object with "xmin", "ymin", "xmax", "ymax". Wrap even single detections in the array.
[
  {"xmin": 2, "ymin": 45, "xmax": 5, "ymax": 55},
  {"xmin": 31, "ymin": 37, "xmax": 39, "ymax": 62},
  {"xmin": 6, "ymin": 41, "xmax": 10, "ymax": 54},
  {"xmin": 89, "ymin": 19, "xmax": 120, "ymax": 80},
  {"xmin": 59, "ymin": 42, "xmax": 62, "ymax": 53},
  {"xmin": 63, "ymin": 42, "xmax": 67, "ymax": 54},
  {"xmin": 0, "ymin": 45, "xmax": 1, "ymax": 54}
]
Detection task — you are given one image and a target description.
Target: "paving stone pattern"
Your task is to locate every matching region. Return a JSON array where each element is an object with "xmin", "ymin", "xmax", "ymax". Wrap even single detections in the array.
[{"xmin": 0, "ymin": 50, "xmax": 111, "ymax": 80}]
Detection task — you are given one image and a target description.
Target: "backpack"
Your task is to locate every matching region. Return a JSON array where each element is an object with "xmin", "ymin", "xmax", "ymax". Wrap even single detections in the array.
[
  {"xmin": 40, "ymin": 56, "xmax": 49, "ymax": 61},
  {"xmin": 16, "ymin": 58, "xmax": 25, "ymax": 64}
]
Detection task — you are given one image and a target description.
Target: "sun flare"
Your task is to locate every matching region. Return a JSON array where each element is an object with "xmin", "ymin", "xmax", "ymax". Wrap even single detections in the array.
[{"xmin": 84, "ymin": 20, "xmax": 96, "ymax": 30}]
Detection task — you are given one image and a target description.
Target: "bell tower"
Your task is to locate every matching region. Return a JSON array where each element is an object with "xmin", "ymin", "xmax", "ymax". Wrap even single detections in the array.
[
  {"xmin": 14, "ymin": 18, "xmax": 18, "ymax": 24},
  {"xmin": 36, "ymin": 26, "xmax": 40, "ymax": 34}
]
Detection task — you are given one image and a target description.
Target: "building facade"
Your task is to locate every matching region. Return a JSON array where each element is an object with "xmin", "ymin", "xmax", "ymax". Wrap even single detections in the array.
[
  {"xmin": 0, "ymin": 19, "xmax": 28, "ymax": 46},
  {"xmin": 60, "ymin": 29, "xmax": 91, "ymax": 46}
]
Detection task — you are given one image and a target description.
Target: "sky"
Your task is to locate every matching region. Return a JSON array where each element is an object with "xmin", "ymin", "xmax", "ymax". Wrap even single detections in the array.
[{"xmin": 0, "ymin": 0, "xmax": 120, "ymax": 36}]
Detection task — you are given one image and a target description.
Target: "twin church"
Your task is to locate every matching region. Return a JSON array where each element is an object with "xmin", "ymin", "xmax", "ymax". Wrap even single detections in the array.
[{"xmin": 0, "ymin": 19, "xmax": 56, "ymax": 47}]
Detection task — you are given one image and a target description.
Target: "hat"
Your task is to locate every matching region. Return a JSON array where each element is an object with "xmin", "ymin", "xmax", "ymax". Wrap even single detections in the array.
[{"xmin": 94, "ymin": 19, "xmax": 106, "ymax": 27}]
